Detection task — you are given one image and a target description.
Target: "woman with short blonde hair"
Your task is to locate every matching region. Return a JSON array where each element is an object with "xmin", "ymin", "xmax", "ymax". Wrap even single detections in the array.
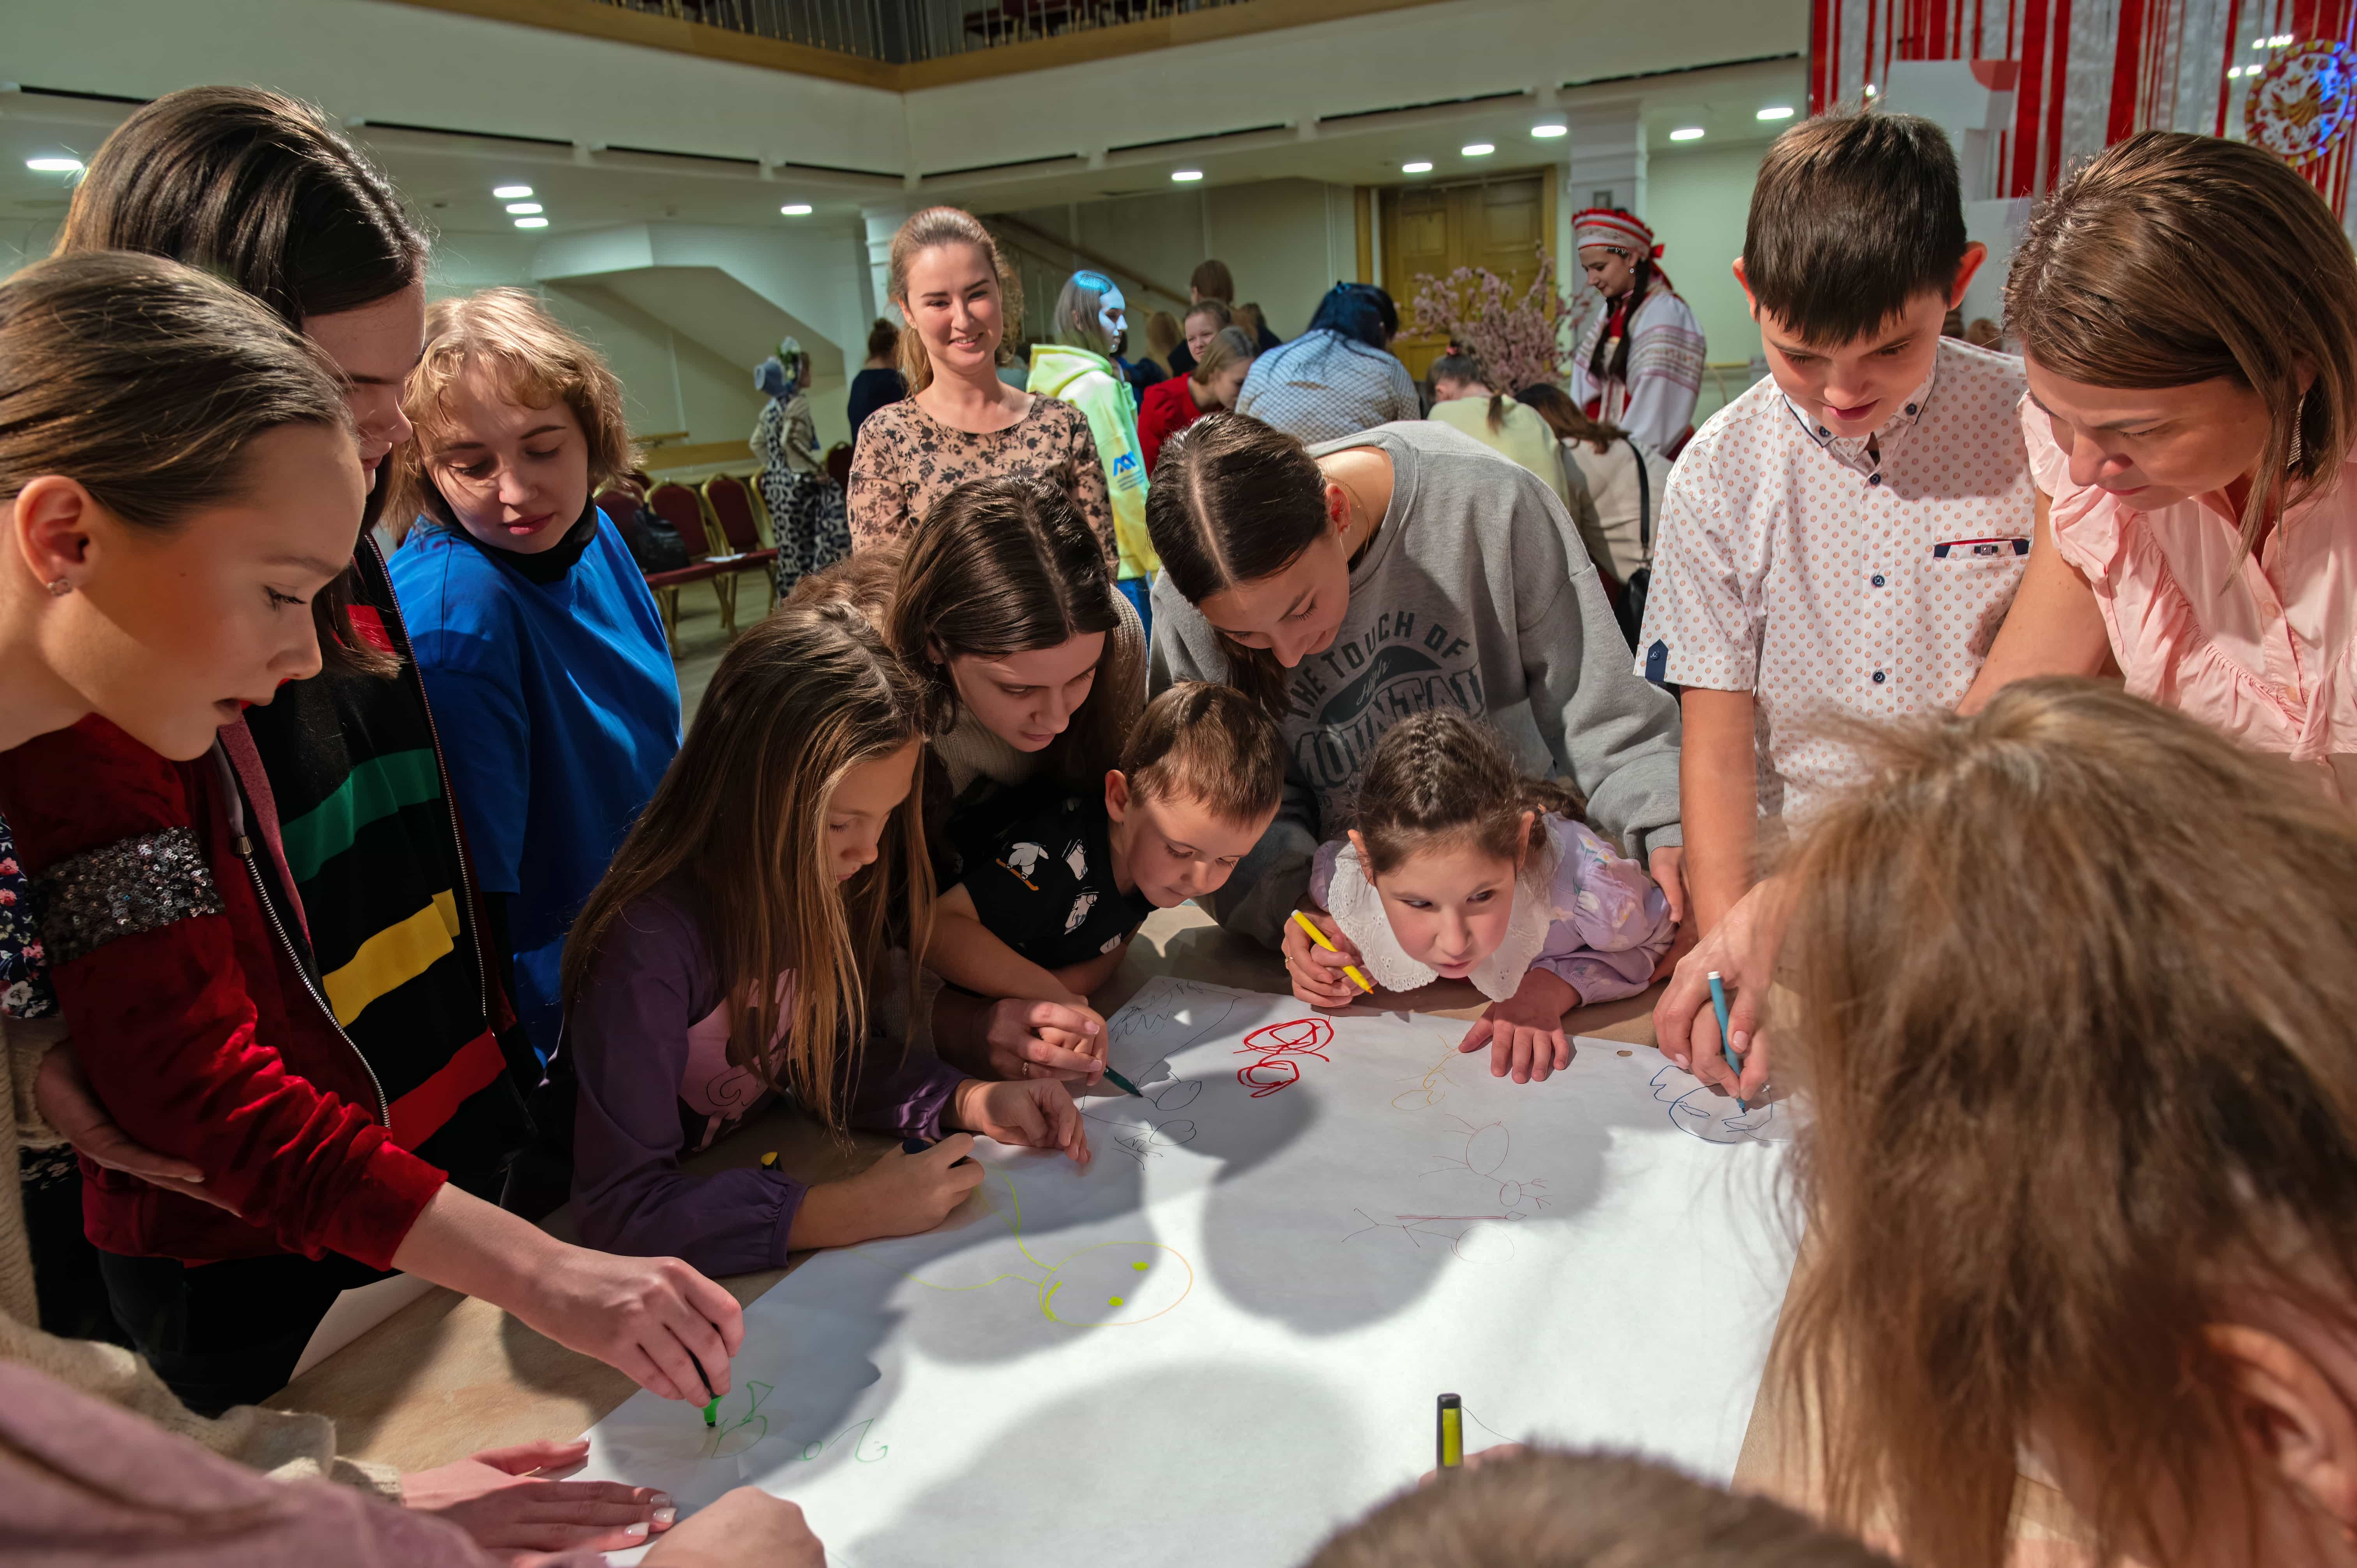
[{"xmin": 390, "ymin": 287, "xmax": 683, "ymax": 1068}]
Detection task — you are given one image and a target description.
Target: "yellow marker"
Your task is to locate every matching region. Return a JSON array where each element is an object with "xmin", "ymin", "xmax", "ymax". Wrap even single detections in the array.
[
  {"xmin": 1290, "ymin": 909, "xmax": 1375, "ymax": 995},
  {"xmin": 1436, "ymin": 1393, "xmax": 1464, "ymax": 1469}
]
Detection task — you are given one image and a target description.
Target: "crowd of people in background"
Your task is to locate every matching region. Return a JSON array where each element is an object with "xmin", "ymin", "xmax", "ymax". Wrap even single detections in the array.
[{"xmin": 3, "ymin": 71, "xmax": 2357, "ymax": 1568}]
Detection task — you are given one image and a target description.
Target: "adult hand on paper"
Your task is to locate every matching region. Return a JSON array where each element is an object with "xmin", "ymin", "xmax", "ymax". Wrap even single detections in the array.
[
  {"xmin": 1647, "ymin": 844, "xmax": 1696, "ymax": 979},
  {"xmin": 515, "ymin": 1244, "xmax": 744, "ymax": 1408},
  {"xmin": 1459, "ymin": 969, "xmax": 1576, "ymax": 1083},
  {"xmin": 796, "ymin": 1135, "xmax": 986, "ymax": 1248},
  {"xmin": 642, "ymin": 1487, "xmax": 826, "ymax": 1568},
  {"xmin": 1652, "ymin": 875, "xmax": 1788, "ymax": 1103},
  {"xmin": 952, "ymin": 1077, "xmax": 1091, "ymax": 1167},
  {"xmin": 982, "ymin": 996, "xmax": 1106, "ymax": 1084},
  {"xmin": 401, "ymin": 1439, "xmax": 677, "ymax": 1560},
  {"xmin": 1282, "ymin": 907, "xmax": 1363, "ymax": 1010},
  {"xmin": 33, "ymin": 1041, "xmax": 235, "ymax": 1211}
]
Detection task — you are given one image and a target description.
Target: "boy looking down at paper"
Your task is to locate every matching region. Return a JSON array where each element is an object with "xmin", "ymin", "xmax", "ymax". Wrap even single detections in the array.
[
  {"xmin": 1638, "ymin": 110, "xmax": 2035, "ymax": 1103},
  {"xmin": 927, "ymin": 683, "xmax": 1284, "ymax": 1054}
]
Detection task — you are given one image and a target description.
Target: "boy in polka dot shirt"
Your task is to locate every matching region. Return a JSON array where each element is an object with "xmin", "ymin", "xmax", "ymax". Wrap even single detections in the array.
[{"xmin": 1639, "ymin": 110, "xmax": 2034, "ymax": 1097}]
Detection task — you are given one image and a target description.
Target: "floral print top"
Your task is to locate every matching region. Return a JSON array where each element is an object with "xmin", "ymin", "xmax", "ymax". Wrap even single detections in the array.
[
  {"xmin": 847, "ymin": 392, "xmax": 1114, "ymax": 560},
  {"xmin": 0, "ymin": 814, "xmax": 53, "ymax": 1020}
]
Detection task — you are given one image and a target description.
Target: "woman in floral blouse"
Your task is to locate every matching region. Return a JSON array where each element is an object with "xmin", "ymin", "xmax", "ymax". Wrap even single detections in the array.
[{"xmin": 847, "ymin": 207, "xmax": 1114, "ymax": 561}]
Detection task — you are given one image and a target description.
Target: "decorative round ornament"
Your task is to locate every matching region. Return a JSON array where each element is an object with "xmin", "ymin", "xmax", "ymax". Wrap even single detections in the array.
[{"xmin": 2247, "ymin": 39, "xmax": 2357, "ymax": 164}]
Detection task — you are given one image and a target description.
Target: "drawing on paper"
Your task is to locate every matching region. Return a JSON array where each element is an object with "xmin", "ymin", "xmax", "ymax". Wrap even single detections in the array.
[
  {"xmin": 1391, "ymin": 1036, "xmax": 1467, "ymax": 1111},
  {"xmin": 701, "ymin": 1381, "xmax": 776, "ymax": 1458},
  {"xmin": 792, "ymin": 1417, "xmax": 890, "ymax": 1465},
  {"xmin": 1422, "ymin": 1116, "xmax": 1548, "ymax": 1219},
  {"xmin": 1342, "ymin": 1207, "xmax": 1520, "ymax": 1264},
  {"xmin": 1110, "ymin": 980, "xmax": 1239, "ymax": 1051},
  {"xmin": 1235, "ymin": 1017, "xmax": 1334, "ymax": 1097},
  {"xmin": 851, "ymin": 1168, "xmax": 1194, "ymax": 1326},
  {"xmin": 1079, "ymin": 1071, "xmax": 1203, "ymax": 1164},
  {"xmin": 1650, "ymin": 1065, "xmax": 1788, "ymax": 1144}
]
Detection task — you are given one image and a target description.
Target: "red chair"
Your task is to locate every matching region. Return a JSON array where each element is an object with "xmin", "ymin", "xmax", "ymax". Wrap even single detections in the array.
[
  {"xmin": 644, "ymin": 481, "xmax": 742, "ymax": 636},
  {"xmin": 702, "ymin": 473, "xmax": 780, "ymax": 619}
]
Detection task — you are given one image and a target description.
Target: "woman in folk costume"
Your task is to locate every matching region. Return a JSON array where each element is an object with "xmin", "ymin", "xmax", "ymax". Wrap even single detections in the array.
[
  {"xmin": 1569, "ymin": 208, "xmax": 1707, "ymax": 459},
  {"xmin": 754, "ymin": 337, "xmax": 850, "ymax": 595}
]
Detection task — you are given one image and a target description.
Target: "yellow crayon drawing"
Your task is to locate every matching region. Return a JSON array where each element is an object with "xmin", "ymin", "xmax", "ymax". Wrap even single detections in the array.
[{"xmin": 847, "ymin": 1168, "xmax": 1193, "ymax": 1328}]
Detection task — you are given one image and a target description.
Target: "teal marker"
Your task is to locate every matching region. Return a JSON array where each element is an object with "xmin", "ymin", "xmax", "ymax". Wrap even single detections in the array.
[
  {"xmin": 1101, "ymin": 1065, "xmax": 1145, "ymax": 1098},
  {"xmin": 1705, "ymin": 970, "xmax": 1747, "ymax": 1113}
]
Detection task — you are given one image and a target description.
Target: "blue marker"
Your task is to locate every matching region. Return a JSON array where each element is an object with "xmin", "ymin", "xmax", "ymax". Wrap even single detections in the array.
[{"xmin": 1705, "ymin": 970, "xmax": 1748, "ymax": 1114}]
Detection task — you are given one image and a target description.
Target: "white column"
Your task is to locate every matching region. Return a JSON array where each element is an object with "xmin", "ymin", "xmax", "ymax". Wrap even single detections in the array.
[
  {"xmin": 862, "ymin": 202, "xmax": 912, "ymax": 326},
  {"xmin": 1564, "ymin": 98, "xmax": 1648, "ymax": 221}
]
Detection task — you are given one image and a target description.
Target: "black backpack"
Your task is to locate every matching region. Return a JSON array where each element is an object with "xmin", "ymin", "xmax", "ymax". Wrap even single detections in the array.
[
  {"xmin": 614, "ymin": 498, "xmax": 690, "ymax": 574},
  {"xmin": 1612, "ymin": 436, "xmax": 1653, "ymax": 652}
]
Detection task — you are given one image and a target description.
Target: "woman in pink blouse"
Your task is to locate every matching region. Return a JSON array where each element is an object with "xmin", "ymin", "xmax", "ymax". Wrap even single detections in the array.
[{"xmin": 1963, "ymin": 131, "xmax": 2357, "ymax": 799}]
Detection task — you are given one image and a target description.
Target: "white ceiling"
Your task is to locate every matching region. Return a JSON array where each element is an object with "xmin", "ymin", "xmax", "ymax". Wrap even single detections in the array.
[{"xmin": 0, "ymin": 53, "xmax": 1801, "ymax": 240}]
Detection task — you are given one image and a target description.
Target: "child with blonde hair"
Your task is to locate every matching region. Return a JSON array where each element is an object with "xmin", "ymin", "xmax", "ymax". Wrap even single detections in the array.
[
  {"xmin": 1776, "ymin": 678, "xmax": 2357, "ymax": 1568},
  {"xmin": 563, "ymin": 604, "xmax": 1087, "ymax": 1274},
  {"xmin": 1291, "ymin": 711, "xmax": 1673, "ymax": 1083}
]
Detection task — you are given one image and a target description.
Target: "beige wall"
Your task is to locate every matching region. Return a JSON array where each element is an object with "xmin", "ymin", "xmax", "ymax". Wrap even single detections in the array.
[
  {"xmin": 995, "ymin": 177, "xmax": 1359, "ymax": 354},
  {"xmin": 1643, "ymin": 141, "xmax": 1768, "ymax": 418}
]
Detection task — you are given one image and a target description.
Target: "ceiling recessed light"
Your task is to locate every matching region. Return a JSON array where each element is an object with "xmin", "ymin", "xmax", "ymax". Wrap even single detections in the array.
[
  {"xmin": 1669, "ymin": 127, "xmax": 1706, "ymax": 141},
  {"xmin": 1757, "ymin": 104, "xmax": 1795, "ymax": 120},
  {"xmin": 1171, "ymin": 168, "xmax": 1203, "ymax": 182},
  {"xmin": 1531, "ymin": 123, "xmax": 1567, "ymax": 138},
  {"xmin": 492, "ymin": 184, "xmax": 533, "ymax": 200},
  {"xmin": 25, "ymin": 157, "xmax": 83, "ymax": 174},
  {"xmin": 513, "ymin": 216, "xmax": 548, "ymax": 229},
  {"xmin": 1402, "ymin": 160, "xmax": 1433, "ymax": 173},
  {"xmin": 780, "ymin": 203, "xmax": 813, "ymax": 216},
  {"xmin": 1461, "ymin": 142, "xmax": 1495, "ymax": 157},
  {"xmin": 504, "ymin": 202, "xmax": 542, "ymax": 215}
]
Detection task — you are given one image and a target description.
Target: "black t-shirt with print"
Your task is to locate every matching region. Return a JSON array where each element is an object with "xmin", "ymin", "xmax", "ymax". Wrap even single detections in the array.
[{"xmin": 955, "ymin": 788, "xmax": 1155, "ymax": 972}]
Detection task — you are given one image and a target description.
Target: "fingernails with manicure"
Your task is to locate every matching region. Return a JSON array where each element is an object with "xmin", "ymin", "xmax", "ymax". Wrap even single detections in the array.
[
  {"xmin": 626, "ymin": 1523, "xmax": 649, "ymax": 1538},
  {"xmin": 653, "ymin": 1507, "xmax": 677, "ymax": 1527}
]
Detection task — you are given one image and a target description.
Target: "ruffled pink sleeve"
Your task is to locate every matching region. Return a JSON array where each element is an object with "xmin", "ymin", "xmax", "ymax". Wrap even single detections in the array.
[
  {"xmin": 1527, "ymin": 817, "xmax": 1673, "ymax": 1005},
  {"xmin": 2018, "ymin": 394, "xmax": 2124, "ymax": 586}
]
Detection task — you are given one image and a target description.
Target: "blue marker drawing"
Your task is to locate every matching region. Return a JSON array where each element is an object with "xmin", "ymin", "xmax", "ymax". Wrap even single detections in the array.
[{"xmin": 1650, "ymin": 1065, "xmax": 1786, "ymax": 1145}]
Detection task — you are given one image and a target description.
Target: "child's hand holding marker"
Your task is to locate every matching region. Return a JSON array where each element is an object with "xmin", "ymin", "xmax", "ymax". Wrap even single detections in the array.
[
  {"xmin": 974, "ymin": 996, "xmax": 1107, "ymax": 1084},
  {"xmin": 1285, "ymin": 907, "xmax": 1373, "ymax": 1009},
  {"xmin": 951, "ymin": 1076, "xmax": 1093, "ymax": 1168}
]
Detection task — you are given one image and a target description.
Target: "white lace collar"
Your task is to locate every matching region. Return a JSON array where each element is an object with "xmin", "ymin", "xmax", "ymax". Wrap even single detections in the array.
[{"xmin": 1323, "ymin": 833, "xmax": 1563, "ymax": 1001}]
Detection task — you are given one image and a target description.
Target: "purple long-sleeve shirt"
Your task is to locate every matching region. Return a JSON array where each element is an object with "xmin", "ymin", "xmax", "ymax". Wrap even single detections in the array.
[{"xmin": 567, "ymin": 884, "xmax": 966, "ymax": 1276}]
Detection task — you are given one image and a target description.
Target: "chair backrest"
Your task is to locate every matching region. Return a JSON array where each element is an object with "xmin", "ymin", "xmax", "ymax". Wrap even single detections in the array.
[
  {"xmin": 644, "ymin": 482, "xmax": 716, "ymax": 561},
  {"xmin": 823, "ymin": 441, "xmax": 853, "ymax": 491},
  {"xmin": 702, "ymin": 473, "xmax": 765, "ymax": 553},
  {"xmin": 593, "ymin": 487, "xmax": 637, "ymax": 532}
]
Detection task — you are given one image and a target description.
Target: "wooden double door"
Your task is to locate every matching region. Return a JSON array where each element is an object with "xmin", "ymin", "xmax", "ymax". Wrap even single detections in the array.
[{"xmin": 1378, "ymin": 170, "xmax": 1554, "ymax": 383}]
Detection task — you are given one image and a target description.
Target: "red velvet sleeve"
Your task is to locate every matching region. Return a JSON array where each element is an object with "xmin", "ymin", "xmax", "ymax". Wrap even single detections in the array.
[{"xmin": 0, "ymin": 717, "xmax": 445, "ymax": 1269}]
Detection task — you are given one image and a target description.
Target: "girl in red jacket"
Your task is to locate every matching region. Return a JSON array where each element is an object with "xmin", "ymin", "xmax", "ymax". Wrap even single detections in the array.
[{"xmin": 0, "ymin": 87, "xmax": 739, "ymax": 1421}]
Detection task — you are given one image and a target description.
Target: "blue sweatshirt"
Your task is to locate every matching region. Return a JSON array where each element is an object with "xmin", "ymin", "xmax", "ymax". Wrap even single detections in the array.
[{"xmin": 390, "ymin": 509, "xmax": 681, "ymax": 1057}]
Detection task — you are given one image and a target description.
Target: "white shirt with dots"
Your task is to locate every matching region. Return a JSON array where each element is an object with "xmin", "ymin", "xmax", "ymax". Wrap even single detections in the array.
[{"xmin": 1636, "ymin": 337, "xmax": 2035, "ymax": 824}]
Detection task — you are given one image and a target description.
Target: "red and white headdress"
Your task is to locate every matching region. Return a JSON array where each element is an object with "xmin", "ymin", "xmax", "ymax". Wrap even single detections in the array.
[{"xmin": 1571, "ymin": 208, "xmax": 1661, "ymax": 260}]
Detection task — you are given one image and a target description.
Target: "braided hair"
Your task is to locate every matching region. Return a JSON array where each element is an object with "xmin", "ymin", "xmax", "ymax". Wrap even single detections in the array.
[
  {"xmin": 1351, "ymin": 712, "xmax": 1580, "ymax": 877},
  {"xmin": 1584, "ymin": 209, "xmax": 1658, "ymax": 391}
]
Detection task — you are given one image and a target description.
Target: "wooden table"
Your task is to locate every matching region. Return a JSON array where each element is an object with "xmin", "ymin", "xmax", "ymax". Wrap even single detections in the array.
[{"xmin": 269, "ymin": 904, "xmax": 1813, "ymax": 1514}]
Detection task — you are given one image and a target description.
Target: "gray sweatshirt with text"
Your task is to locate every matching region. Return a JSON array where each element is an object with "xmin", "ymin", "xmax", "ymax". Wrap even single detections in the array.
[{"xmin": 1150, "ymin": 420, "xmax": 1684, "ymax": 950}]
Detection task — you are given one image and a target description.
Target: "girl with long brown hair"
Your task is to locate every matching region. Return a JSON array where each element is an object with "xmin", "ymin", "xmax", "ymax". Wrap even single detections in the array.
[
  {"xmin": 563, "ymin": 603, "xmax": 1087, "ymax": 1275},
  {"xmin": 803, "ymin": 473, "xmax": 1144, "ymax": 1084},
  {"xmin": 1290, "ymin": 712, "xmax": 1671, "ymax": 1084},
  {"xmin": 1776, "ymin": 677, "xmax": 2357, "ymax": 1568},
  {"xmin": 1963, "ymin": 131, "xmax": 2357, "ymax": 802}
]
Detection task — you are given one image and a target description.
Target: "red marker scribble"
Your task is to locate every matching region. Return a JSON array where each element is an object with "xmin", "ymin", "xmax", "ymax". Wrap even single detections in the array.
[{"xmin": 1236, "ymin": 1017, "xmax": 1333, "ymax": 1097}]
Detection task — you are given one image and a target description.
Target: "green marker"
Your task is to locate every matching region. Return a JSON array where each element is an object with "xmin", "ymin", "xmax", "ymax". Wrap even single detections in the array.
[{"xmin": 1101, "ymin": 1065, "xmax": 1145, "ymax": 1098}]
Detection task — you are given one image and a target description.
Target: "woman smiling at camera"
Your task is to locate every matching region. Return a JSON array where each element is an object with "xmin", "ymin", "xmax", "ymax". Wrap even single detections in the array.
[{"xmin": 389, "ymin": 290, "xmax": 682, "ymax": 1064}]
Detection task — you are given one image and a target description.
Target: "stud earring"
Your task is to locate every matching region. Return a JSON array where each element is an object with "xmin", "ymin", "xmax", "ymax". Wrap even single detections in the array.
[{"xmin": 44, "ymin": 576, "xmax": 70, "ymax": 598}]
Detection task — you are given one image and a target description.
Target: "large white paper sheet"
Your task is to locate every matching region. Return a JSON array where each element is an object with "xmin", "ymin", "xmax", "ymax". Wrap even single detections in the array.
[{"xmin": 576, "ymin": 977, "xmax": 1798, "ymax": 1566}]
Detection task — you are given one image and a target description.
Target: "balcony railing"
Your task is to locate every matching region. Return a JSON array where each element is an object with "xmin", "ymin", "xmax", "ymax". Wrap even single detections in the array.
[{"xmin": 592, "ymin": 0, "xmax": 1256, "ymax": 63}]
